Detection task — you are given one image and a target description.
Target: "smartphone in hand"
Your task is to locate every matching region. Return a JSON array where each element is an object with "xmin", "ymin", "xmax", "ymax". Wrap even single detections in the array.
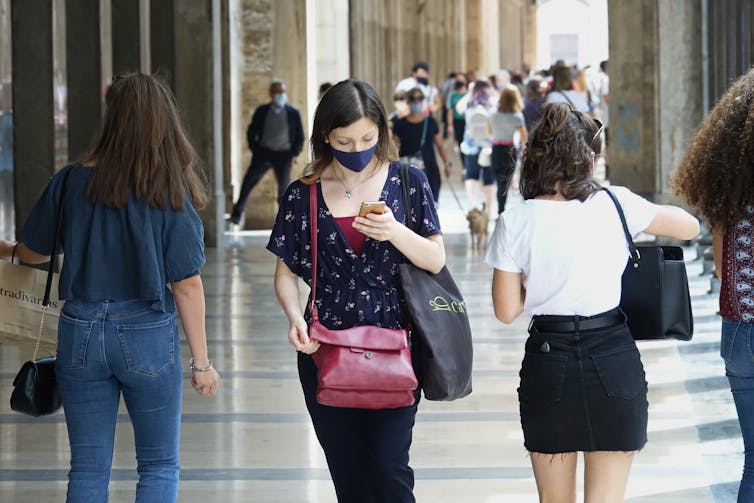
[{"xmin": 359, "ymin": 201, "xmax": 387, "ymax": 217}]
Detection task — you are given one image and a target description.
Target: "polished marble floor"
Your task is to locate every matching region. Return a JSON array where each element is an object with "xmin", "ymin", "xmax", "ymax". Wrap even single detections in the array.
[{"xmin": 0, "ymin": 175, "xmax": 742, "ymax": 502}]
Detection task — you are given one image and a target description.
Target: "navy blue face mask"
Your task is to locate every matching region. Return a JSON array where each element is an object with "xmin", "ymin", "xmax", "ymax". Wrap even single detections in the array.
[{"xmin": 330, "ymin": 143, "xmax": 377, "ymax": 172}]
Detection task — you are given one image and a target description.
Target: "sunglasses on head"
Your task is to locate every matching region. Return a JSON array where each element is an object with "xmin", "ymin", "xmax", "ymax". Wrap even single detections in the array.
[{"xmin": 570, "ymin": 109, "xmax": 604, "ymax": 148}]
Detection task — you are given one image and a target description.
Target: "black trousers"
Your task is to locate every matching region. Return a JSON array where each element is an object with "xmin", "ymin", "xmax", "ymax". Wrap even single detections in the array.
[
  {"xmin": 298, "ymin": 352, "xmax": 419, "ymax": 503},
  {"xmin": 452, "ymin": 118, "xmax": 466, "ymax": 165},
  {"xmin": 491, "ymin": 145, "xmax": 516, "ymax": 213},
  {"xmin": 423, "ymin": 162, "xmax": 441, "ymax": 203},
  {"xmin": 231, "ymin": 148, "xmax": 293, "ymax": 219}
]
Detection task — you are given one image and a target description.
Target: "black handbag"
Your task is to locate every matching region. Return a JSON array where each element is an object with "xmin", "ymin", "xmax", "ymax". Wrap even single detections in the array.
[
  {"xmin": 397, "ymin": 165, "xmax": 473, "ymax": 400},
  {"xmin": 10, "ymin": 168, "xmax": 72, "ymax": 416},
  {"xmin": 603, "ymin": 188, "xmax": 694, "ymax": 341}
]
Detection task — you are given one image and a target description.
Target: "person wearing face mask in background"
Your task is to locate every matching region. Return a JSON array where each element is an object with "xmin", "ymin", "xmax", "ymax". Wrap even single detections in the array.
[
  {"xmin": 394, "ymin": 61, "xmax": 441, "ymax": 114},
  {"xmin": 392, "ymin": 88, "xmax": 452, "ymax": 203},
  {"xmin": 228, "ymin": 79, "xmax": 305, "ymax": 226},
  {"xmin": 446, "ymin": 76, "xmax": 468, "ymax": 166},
  {"xmin": 268, "ymin": 79, "xmax": 446, "ymax": 502},
  {"xmin": 389, "ymin": 91, "xmax": 410, "ymax": 131}
]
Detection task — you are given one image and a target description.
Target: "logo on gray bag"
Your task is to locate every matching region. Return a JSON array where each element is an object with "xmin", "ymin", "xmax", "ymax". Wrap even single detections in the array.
[{"xmin": 429, "ymin": 296, "xmax": 466, "ymax": 313}]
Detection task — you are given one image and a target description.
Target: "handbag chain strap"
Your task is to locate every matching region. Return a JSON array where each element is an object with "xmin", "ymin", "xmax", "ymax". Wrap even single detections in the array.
[
  {"xmin": 601, "ymin": 188, "xmax": 640, "ymax": 262},
  {"xmin": 308, "ymin": 182, "xmax": 319, "ymax": 322},
  {"xmin": 32, "ymin": 167, "xmax": 73, "ymax": 361}
]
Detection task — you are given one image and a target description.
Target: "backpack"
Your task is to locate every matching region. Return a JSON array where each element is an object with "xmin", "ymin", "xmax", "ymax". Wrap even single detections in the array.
[{"xmin": 467, "ymin": 105, "xmax": 490, "ymax": 143}]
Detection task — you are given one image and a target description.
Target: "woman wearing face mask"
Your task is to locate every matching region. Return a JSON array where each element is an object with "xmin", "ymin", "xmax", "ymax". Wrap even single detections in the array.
[
  {"xmin": 268, "ymin": 79, "xmax": 446, "ymax": 503},
  {"xmin": 392, "ymin": 87, "xmax": 452, "ymax": 203}
]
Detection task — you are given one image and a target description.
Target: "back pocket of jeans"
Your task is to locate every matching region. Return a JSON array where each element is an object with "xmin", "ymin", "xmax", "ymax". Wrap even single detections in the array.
[
  {"xmin": 116, "ymin": 317, "xmax": 175, "ymax": 377},
  {"xmin": 591, "ymin": 345, "xmax": 645, "ymax": 399},
  {"xmin": 57, "ymin": 312, "xmax": 94, "ymax": 369},
  {"xmin": 518, "ymin": 352, "xmax": 570, "ymax": 409}
]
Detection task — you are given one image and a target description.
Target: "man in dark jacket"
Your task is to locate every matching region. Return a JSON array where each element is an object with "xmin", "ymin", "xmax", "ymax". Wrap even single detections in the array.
[{"xmin": 229, "ymin": 80, "xmax": 305, "ymax": 225}]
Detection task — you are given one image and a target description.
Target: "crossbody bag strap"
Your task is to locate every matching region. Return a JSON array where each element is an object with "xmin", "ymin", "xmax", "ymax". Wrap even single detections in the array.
[
  {"xmin": 308, "ymin": 182, "xmax": 319, "ymax": 321},
  {"xmin": 601, "ymin": 187, "xmax": 640, "ymax": 261},
  {"xmin": 33, "ymin": 166, "xmax": 74, "ymax": 360},
  {"xmin": 419, "ymin": 116, "xmax": 429, "ymax": 148},
  {"xmin": 557, "ymin": 90, "xmax": 576, "ymax": 109},
  {"xmin": 44, "ymin": 167, "xmax": 74, "ymax": 307}
]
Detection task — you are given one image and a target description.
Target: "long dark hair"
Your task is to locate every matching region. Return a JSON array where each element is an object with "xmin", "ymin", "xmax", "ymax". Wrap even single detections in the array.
[
  {"xmin": 302, "ymin": 79, "xmax": 397, "ymax": 184},
  {"xmin": 84, "ymin": 73, "xmax": 208, "ymax": 210},
  {"xmin": 673, "ymin": 68, "xmax": 754, "ymax": 229},
  {"xmin": 520, "ymin": 102, "xmax": 602, "ymax": 201}
]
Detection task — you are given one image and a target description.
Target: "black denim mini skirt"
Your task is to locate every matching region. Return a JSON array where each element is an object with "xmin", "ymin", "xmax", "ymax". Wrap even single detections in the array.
[{"xmin": 518, "ymin": 308, "xmax": 648, "ymax": 454}]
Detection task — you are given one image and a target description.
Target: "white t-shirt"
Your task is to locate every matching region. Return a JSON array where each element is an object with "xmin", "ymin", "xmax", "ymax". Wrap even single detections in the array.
[
  {"xmin": 394, "ymin": 77, "xmax": 438, "ymax": 104},
  {"xmin": 485, "ymin": 187, "xmax": 658, "ymax": 316},
  {"xmin": 546, "ymin": 90, "xmax": 590, "ymax": 113}
]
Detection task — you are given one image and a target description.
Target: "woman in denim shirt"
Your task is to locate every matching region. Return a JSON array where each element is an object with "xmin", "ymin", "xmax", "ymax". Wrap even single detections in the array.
[{"xmin": 0, "ymin": 73, "xmax": 220, "ymax": 503}]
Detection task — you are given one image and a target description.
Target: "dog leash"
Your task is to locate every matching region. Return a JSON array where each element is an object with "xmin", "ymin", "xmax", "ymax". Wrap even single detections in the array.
[{"xmin": 445, "ymin": 176, "xmax": 466, "ymax": 213}]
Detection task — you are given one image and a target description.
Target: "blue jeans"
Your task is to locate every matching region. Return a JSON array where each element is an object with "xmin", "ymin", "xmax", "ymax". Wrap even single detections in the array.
[
  {"xmin": 55, "ymin": 300, "xmax": 183, "ymax": 503},
  {"xmin": 722, "ymin": 318, "xmax": 754, "ymax": 502}
]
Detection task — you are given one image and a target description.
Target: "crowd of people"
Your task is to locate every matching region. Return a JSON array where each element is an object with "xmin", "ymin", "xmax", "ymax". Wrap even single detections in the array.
[
  {"xmin": 383, "ymin": 59, "xmax": 610, "ymax": 216},
  {"xmin": 16, "ymin": 58, "xmax": 754, "ymax": 503}
]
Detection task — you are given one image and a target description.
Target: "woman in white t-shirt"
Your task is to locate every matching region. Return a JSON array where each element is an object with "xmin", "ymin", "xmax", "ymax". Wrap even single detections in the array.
[{"xmin": 485, "ymin": 103, "xmax": 699, "ymax": 502}]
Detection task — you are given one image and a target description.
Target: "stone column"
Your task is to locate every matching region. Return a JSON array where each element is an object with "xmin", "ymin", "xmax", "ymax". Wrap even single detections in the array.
[
  {"xmin": 11, "ymin": 0, "xmax": 55, "ymax": 237},
  {"xmin": 66, "ymin": 0, "xmax": 103, "ymax": 161},
  {"xmin": 522, "ymin": 0, "xmax": 537, "ymax": 70},
  {"xmin": 607, "ymin": 0, "xmax": 658, "ymax": 195},
  {"xmin": 150, "ymin": 0, "xmax": 175, "ymax": 88},
  {"xmin": 111, "ymin": 0, "xmax": 141, "ymax": 74},
  {"xmin": 608, "ymin": 0, "xmax": 702, "ymax": 197},
  {"xmin": 499, "ymin": 0, "xmax": 522, "ymax": 70},
  {"xmin": 174, "ymin": 0, "xmax": 220, "ymax": 245},
  {"xmin": 232, "ymin": 0, "xmax": 309, "ymax": 230},
  {"xmin": 349, "ymin": 0, "xmax": 466, "ymax": 103},
  {"xmin": 656, "ymin": 0, "xmax": 702, "ymax": 194},
  {"xmin": 464, "ymin": 0, "xmax": 482, "ymax": 75}
]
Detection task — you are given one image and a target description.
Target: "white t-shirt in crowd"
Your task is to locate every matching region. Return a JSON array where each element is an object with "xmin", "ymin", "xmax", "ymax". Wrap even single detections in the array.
[
  {"xmin": 394, "ymin": 77, "xmax": 438, "ymax": 104},
  {"xmin": 546, "ymin": 90, "xmax": 590, "ymax": 113},
  {"xmin": 485, "ymin": 187, "xmax": 658, "ymax": 316}
]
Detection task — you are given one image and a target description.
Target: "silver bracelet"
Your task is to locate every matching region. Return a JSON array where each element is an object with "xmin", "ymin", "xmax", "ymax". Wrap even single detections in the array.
[{"xmin": 189, "ymin": 357, "xmax": 213, "ymax": 372}]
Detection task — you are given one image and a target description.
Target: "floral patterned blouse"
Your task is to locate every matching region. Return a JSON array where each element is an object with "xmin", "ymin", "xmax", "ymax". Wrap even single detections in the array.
[
  {"xmin": 721, "ymin": 205, "xmax": 754, "ymax": 322},
  {"xmin": 267, "ymin": 162, "xmax": 441, "ymax": 330}
]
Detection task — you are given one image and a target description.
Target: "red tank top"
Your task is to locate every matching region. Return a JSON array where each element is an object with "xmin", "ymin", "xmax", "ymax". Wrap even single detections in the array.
[
  {"xmin": 720, "ymin": 206, "xmax": 754, "ymax": 321},
  {"xmin": 334, "ymin": 216, "xmax": 366, "ymax": 256}
]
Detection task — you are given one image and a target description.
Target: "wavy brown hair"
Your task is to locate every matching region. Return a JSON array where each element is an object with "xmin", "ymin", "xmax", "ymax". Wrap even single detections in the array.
[
  {"xmin": 673, "ymin": 69, "xmax": 754, "ymax": 229},
  {"xmin": 520, "ymin": 102, "xmax": 602, "ymax": 201},
  {"xmin": 302, "ymin": 79, "xmax": 397, "ymax": 184},
  {"xmin": 498, "ymin": 84, "xmax": 523, "ymax": 113},
  {"xmin": 84, "ymin": 73, "xmax": 208, "ymax": 210}
]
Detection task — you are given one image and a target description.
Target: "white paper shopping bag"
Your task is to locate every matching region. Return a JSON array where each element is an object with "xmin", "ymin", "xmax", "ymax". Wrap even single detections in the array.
[{"xmin": 0, "ymin": 260, "xmax": 60, "ymax": 354}]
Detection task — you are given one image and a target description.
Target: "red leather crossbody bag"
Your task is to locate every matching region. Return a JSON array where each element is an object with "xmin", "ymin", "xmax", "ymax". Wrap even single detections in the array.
[{"xmin": 308, "ymin": 183, "xmax": 417, "ymax": 409}]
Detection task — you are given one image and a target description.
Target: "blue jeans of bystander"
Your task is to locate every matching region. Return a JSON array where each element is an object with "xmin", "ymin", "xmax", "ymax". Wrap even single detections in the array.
[
  {"xmin": 722, "ymin": 317, "xmax": 754, "ymax": 503},
  {"xmin": 55, "ymin": 299, "xmax": 183, "ymax": 503}
]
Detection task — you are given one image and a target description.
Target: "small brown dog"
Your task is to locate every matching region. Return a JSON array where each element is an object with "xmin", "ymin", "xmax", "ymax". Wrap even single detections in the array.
[{"xmin": 466, "ymin": 204, "xmax": 489, "ymax": 252}]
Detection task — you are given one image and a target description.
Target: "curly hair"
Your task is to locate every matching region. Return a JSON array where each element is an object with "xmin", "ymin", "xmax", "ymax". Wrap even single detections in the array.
[
  {"xmin": 673, "ymin": 69, "xmax": 754, "ymax": 229},
  {"xmin": 520, "ymin": 102, "xmax": 602, "ymax": 201}
]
